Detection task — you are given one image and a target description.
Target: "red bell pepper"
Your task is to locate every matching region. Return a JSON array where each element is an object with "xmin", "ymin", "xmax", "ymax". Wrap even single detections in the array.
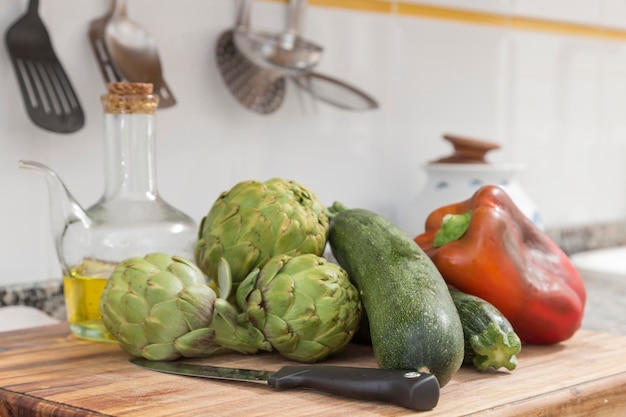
[{"xmin": 414, "ymin": 185, "xmax": 586, "ymax": 345}]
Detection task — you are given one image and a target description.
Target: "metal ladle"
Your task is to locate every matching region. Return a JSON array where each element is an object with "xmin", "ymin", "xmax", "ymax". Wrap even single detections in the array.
[
  {"xmin": 233, "ymin": 0, "xmax": 322, "ymax": 75},
  {"xmin": 88, "ymin": 0, "xmax": 122, "ymax": 85},
  {"xmin": 104, "ymin": 0, "xmax": 176, "ymax": 107}
]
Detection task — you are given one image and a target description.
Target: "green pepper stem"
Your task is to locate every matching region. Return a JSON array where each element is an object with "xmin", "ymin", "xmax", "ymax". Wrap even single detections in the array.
[{"xmin": 433, "ymin": 210, "xmax": 472, "ymax": 247}]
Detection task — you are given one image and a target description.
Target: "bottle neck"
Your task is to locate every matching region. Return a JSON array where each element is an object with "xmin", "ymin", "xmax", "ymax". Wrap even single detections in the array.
[{"xmin": 102, "ymin": 112, "xmax": 158, "ymax": 201}]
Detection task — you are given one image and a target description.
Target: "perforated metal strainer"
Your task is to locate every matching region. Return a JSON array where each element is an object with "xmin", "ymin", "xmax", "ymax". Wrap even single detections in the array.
[{"xmin": 215, "ymin": 0, "xmax": 286, "ymax": 115}]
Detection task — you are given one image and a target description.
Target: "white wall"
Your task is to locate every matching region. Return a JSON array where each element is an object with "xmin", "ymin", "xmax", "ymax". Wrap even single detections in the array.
[{"xmin": 2, "ymin": 0, "xmax": 626, "ymax": 286}]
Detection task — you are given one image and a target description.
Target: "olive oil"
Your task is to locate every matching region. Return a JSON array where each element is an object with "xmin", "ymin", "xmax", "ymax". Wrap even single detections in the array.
[{"xmin": 63, "ymin": 259, "xmax": 117, "ymax": 342}]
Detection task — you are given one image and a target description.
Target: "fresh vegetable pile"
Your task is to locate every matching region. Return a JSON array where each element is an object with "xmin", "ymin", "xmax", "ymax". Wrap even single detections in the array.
[{"xmin": 100, "ymin": 178, "xmax": 586, "ymax": 393}]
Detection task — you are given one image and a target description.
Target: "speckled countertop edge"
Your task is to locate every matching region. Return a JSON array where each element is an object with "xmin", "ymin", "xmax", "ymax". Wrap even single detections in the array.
[
  {"xmin": 2, "ymin": 220, "xmax": 625, "ymax": 329},
  {"xmin": 0, "ymin": 280, "xmax": 65, "ymax": 320},
  {"xmin": 546, "ymin": 220, "xmax": 626, "ymax": 255}
]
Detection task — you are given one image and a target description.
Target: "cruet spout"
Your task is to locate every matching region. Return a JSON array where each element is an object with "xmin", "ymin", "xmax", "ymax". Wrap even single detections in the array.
[{"xmin": 19, "ymin": 160, "xmax": 92, "ymax": 256}]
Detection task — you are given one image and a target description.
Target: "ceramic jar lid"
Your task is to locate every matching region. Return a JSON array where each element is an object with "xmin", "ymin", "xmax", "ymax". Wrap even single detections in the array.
[{"xmin": 431, "ymin": 134, "xmax": 501, "ymax": 164}]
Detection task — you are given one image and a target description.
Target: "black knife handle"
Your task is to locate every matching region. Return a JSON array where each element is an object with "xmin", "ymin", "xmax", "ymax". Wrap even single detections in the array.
[{"xmin": 268, "ymin": 365, "xmax": 439, "ymax": 411}]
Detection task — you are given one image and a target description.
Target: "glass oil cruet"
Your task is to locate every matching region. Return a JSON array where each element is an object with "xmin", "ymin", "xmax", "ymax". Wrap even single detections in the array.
[{"xmin": 19, "ymin": 82, "xmax": 196, "ymax": 342}]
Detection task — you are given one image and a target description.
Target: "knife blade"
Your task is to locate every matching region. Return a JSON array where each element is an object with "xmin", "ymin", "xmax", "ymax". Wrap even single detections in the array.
[{"xmin": 129, "ymin": 358, "xmax": 439, "ymax": 411}]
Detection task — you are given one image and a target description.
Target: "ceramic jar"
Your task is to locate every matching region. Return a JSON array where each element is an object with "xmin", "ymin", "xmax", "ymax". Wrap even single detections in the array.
[{"xmin": 406, "ymin": 135, "xmax": 542, "ymax": 236}]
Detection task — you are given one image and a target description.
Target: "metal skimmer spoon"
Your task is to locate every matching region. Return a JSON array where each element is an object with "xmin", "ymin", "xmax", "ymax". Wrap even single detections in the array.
[{"xmin": 215, "ymin": 0, "xmax": 286, "ymax": 114}]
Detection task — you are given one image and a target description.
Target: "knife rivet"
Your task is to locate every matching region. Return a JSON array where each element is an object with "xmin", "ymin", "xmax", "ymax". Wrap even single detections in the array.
[{"xmin": 403, "ymin": 371, "xmax": 421, "ymax": 378}]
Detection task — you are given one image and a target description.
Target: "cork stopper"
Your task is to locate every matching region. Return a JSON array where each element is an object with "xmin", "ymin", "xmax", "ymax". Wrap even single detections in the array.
[
  {"xmin": 431, "ymin": 134, "xmax": 501, "ymax": 164},
  {"xmin": 102, "ymin": 82, "xmax": 159, "ymax": 114}
]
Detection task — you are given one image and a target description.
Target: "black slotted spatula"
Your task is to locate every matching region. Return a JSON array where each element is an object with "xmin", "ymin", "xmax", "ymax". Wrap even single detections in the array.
[{"xmin": 5, "ymin": 0, "xmax": 85, "ymax": 133}]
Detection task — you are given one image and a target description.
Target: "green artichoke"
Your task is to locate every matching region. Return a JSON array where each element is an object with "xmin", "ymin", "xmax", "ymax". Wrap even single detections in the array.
[
  {"xmin": 236, "ymin": 253, "xmax": 362, "ymax": 363},
  {"xmin": 100, "ymin": 253, "xmax": 270, "ymax": 361},
  {"xmin": 194, "ymin": 178, "xmax": 329, "ymax": 296}
]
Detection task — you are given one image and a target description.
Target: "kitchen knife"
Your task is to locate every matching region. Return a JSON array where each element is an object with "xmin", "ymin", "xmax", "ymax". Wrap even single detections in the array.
[{"xmin": 129, "ymin": 358, "xmax": 439, "ymax": 411}]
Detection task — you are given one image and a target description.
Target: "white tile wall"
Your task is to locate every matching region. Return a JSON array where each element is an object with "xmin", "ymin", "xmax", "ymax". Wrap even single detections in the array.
[{"xmin": 2, "ymin": 0, "xmax": 626, "ymax": 286}]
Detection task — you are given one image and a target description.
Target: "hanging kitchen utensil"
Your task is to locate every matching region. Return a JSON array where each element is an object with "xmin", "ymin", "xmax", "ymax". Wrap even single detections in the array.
[
  {"xmin": 104, "ymin": 0, "xmax": 176, "ymax": 108},
  {"xmin": 275, "ymin": 0, "xmax": 376, "ymax": 112},
  {"xmin": 291, "ymin": 75, "xmax": 317, "ymax": 114},
  {"xmin": 234, "ymin": 0, "xmax": 322, "ymax": 75},
  {"xmin": 4, "ymin": 0, "xmax": 85, "ymax": 133},
  {"xmin": 88, "ymin": 0, "xmax": 123, "ymax": 85},
  {"xmin": 292, "ymin": 72, "xmax": 378, "ymax": 111},
  {"xmin": 215, "ymin": 0, "xmax": 286, "ymax": 115}
]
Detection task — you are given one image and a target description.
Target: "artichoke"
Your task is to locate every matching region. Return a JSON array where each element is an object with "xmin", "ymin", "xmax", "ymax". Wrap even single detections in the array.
[
  {"xmin": 236, "ymin": 253, "xmax": 362, "ymax": 363},
  {"xmin": 195, "ymin": 178, "xmax": 329, "ymax": 296},
  {"xmin": 100, "ymin": 253, "xmax": 270, "ymax": 361}
]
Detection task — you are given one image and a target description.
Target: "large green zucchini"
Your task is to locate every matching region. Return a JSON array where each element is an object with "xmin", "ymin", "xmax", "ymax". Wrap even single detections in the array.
[{"xmin": 328, "ymin": 205, "xmax": 464, "ymax": 387}]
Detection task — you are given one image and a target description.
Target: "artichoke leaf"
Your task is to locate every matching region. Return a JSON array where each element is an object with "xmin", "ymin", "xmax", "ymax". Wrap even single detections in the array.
[
  {"xmin": 281, "ymin": 340, "xmax": 329, "ymax": 363},
  {"xmin": 141, "ymin": 342, "xmax": 180, "ymax": 361},
  {"xmin": 222, "ymin": 242, "xmax": 261, "ymax": 285},
  {"xmin": 168, "ymin": 257, "xmax": 206, "ymax": 286},
  {"xmin": 262, "ymin": 313, "xmax": 298, "ymax": 354},
  {"xmin": 177, "ymin": 285, "xmax": 216, "ymax": 330},
  {"xmin": 119, "ymin": 292, "xmax": 150, "ymax": 324},
  {"xmin": 243, "ymin": 288, "xmax": 266, "ymax": 329},
  {"xmin": 255, "ymin": 255, "xmax": 289, "ymax": 289},
  {"xmin": 116, "ymin": 322, "xmax": 148, "ymax": 356},
  {"xmin": 261, "ymin": 274, "xmax": 296, "ymax": 318},
  {"xmin": 235, "ymin": 268, "xmax": 259, "ymax": 309},
  {"xmin": 174, "ymin": 328, "xmax": 221, "ymax": 358},
  {"xmin": 217, "ymin": 257, "xmax": 233, "ymax": 300},
  {"xmin": 144, "ymin": 300, "xmax": 189, "ymax": 343}
]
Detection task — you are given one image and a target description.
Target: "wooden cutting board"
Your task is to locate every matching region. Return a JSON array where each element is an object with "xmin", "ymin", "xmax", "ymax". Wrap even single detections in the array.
[{"xmin": 1, "ymin": 323, "xmax": 625, "ymax": 416}]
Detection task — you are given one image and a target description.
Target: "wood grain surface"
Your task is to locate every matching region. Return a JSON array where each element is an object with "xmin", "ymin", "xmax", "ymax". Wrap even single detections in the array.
[{"xmin": 1, "ymin": 323, "xmax": 625, "ymax": 416}]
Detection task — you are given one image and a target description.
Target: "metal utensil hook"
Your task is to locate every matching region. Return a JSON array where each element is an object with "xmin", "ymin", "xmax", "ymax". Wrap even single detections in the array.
[
  {"xmin": 236, "ymin": 0, "xmax": 252, "ymax": 29},
  {"xmin": 282, "ymin": 0, "xmax": 306, "ymax": 48},
  {"xmin": 112, "ymin": 0, "xmax": 127, "ymax": 18},
  {"xmin": 28, "ymin": 0, "xmax": 40, "ymax": 12}
]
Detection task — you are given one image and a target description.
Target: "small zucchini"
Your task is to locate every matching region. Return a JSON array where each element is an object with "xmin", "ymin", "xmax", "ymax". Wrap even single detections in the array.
[{"xmin": 450, "ymin": 288, "xmax": 522, "ymax": 371}]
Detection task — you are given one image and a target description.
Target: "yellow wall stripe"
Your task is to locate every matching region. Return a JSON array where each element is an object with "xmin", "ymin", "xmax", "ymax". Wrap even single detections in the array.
[
  {"xmin": 397, "ymin": 3, "xmax": 509, "ymax": 27},
  {"xmin": 311, "ymin": 0, "xmax": 393, "ymax": 14},
  {"xmin": 264, "ymin": 0, "xmax": 626, "ymax": 41}
]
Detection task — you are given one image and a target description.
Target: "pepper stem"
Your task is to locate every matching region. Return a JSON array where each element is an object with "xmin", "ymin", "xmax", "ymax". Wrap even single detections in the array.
[{"xmin": 433, "ymin": 210, "xmax": 472, "ymax": 247}]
